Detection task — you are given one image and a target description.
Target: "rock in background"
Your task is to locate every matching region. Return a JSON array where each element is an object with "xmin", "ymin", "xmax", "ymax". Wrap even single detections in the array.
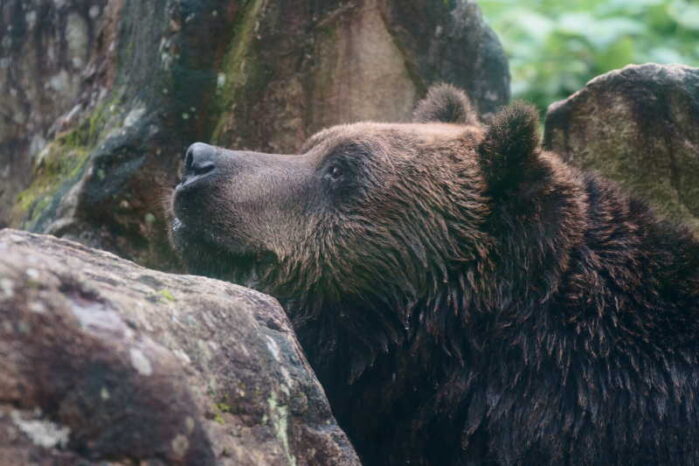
[
  {"xmin": 0, "ymin": 229, "xmax": 361, "ymax": 466},
  {"xmin": 545, "ymin": 64, "xmax": 699, "ymax": 234},
  {"xmin": 1, "ymin": 0, "xmax": 510, "ymax": 270},
  {"xmin": 0, "ymin": 0, "xmax": 109, "ymax": 230}
]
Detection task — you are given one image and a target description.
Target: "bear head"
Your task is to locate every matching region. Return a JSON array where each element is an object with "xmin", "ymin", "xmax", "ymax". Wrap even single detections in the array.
[{"xmin": 170, "ymin": 84, "xmax": 585, "ymax": 381}]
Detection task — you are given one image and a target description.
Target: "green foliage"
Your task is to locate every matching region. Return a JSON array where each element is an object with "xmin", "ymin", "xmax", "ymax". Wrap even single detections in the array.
[{"xmin": 479, "ymin": 0, "xmax": 699, "ymax": 112}]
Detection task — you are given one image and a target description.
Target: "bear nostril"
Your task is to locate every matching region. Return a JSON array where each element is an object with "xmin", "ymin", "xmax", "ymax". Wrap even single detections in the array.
[
  {"xmin": 184, "ymin": 147, "xmax": 195, "ymax": 171},
  {"xmin": 182, "ymin": 143, "xmax": 219, "ymax": 181},
  {"xmin": 192, "ymin": 161, "xmax": 215, "ymax": 176}
]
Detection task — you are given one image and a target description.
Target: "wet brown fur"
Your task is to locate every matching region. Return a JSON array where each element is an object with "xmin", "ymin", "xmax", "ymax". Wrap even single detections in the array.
[{"xmin": 171, "ymin": 86, "xmax": 699, "ymax": 465}]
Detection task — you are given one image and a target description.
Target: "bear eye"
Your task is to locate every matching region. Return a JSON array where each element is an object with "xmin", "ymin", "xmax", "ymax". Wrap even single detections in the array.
[{"xmin": 327, "ymin": 164, "xmax": 344, "ymax": 181}]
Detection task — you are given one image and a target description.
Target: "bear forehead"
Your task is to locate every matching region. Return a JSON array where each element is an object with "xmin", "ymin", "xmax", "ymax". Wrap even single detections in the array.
[{"xmin": 302, "ymin": 121, "xmax": 482, "ymax": 155}]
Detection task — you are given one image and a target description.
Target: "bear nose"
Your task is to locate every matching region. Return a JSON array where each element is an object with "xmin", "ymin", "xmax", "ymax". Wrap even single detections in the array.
[{"xmin": 182, "ymin": 143, "xmax": 218, "ymax": 182}]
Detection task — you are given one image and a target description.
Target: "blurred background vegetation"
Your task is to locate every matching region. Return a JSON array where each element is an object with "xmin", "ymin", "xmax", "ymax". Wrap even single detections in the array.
[{"xmin": 479, "ymin": 0, "xmax": 699, "ymax": 113}]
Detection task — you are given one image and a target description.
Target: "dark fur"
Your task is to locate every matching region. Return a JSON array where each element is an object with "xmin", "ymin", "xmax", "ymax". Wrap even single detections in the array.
[{"xmin": 171, "ymin": 86, "xmax": 699, "ymax": 465}]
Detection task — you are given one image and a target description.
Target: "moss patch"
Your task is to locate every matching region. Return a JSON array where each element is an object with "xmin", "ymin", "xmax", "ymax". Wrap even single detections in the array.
[
  {"xmin": 12, "ymin": 98, "xmax": 121, "ymax": 229},
  {"xmin": 212, "ymin": 401, "xmax": 233, "ymax": 425},
  {"xmin": 157, "ymin": 288, "xmax": 176, "ymax": 302},
  {"xmin": 13, "ymin": 137, "xmax": 90, "ymax": 229}
]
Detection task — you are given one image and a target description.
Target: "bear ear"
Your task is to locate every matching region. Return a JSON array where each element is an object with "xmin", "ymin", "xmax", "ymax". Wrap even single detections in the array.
[
  {"xmin": 412, "ymin": 83, "xmax": 479, "ymax": 125},
  {"xmin": 477, "ymin": 102, "xmax": 542, "ymax": 194}
]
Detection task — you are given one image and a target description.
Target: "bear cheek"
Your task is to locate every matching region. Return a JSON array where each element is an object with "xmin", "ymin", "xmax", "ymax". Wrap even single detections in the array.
[
  {"xmin": 172, "ymin": 181, "xmax": 239, "ymax": 251},
  {"xmin": 173, "ymin": 181, "xmax": 218, "ymax": 229}
]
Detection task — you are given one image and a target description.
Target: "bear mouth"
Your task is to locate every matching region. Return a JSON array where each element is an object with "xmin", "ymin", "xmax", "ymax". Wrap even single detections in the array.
[{"xmin": 171, "ymin": 216, "xmax": 274, "ymax": 289}]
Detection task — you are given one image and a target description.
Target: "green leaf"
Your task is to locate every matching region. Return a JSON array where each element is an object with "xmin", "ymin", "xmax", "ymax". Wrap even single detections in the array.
[
  {"xmin": 649, "ymin": 47, "xmax": 687, "ymax": 64},
  {"xmin": 669, "ymin": 1, "xmax": 699, "ymax": 30},
  {"xmin": 596, "ymin": 36, "xmax": 636, "ymax": 71},
  {"xmin": 478, "ymin": 0, "xmax": 699, "ymax": 113}
]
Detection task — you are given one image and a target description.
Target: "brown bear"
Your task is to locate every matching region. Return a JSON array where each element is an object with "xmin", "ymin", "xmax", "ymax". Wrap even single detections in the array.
[{"xmin": 170, "ymin": 84, "xmax": 699, "ymax": 465}]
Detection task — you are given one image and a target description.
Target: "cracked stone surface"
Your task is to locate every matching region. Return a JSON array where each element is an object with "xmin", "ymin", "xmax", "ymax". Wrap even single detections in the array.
[
  {"xmin": 544, "ymin": 64, "xmax": 699, "ymax": 234},
  {"xmin": 0, "ymin": 228, "xmax": 360, "ymax": 465}
]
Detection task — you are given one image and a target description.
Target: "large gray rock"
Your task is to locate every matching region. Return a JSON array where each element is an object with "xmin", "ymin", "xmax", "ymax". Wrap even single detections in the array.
[
  {"xmin": 4, "ymin": 0, "xmax": 510, "ymax": 270},
  {"xmin": 0, "ymin": 229, "xmax": 360, "ymax": 465},
  {"xmin": 544, "ymin": 64, "xmax": 699, "ymax": 234},
  {"xmin": 0, "ymin": 0, "xmax": 109, "ymax": 229}
]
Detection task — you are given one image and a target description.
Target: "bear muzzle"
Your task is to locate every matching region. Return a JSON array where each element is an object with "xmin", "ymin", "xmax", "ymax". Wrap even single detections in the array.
[{"xmin": 171, "ymin": 142, "xmax": 315, "ymax": 263}]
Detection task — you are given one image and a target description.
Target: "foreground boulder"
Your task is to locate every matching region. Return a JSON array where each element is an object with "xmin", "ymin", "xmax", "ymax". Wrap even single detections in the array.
[
  {"xmin": 0, "ymin": 229, "xmax": 360, "ymax": 465},
  {"xmin": 544, "ymin": 63, "xmax": 699, "ymax": 233}
]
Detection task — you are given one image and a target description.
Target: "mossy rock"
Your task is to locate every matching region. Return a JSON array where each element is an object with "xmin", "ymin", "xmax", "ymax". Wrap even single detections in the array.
[{"xmin": 545, "ymin": 64, "xmax": 699, "ymax": 234}]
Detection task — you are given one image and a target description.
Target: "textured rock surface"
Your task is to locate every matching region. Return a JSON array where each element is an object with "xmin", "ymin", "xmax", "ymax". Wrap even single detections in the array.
[
  {"xmin": 3, "ymin": 0, "xmax": 510, "ymax": 270},
  {"xmin": 0, "ymin": 229, "xmax": 360, "ymax": 465},
  {"xmin": 213, "ymin": 0, "xmax": 511, "ymax": 152},
  {"xmin": 544, "ymin": 64, "xmax": 699, "ymax": 233},
  {"xmin": 0, "ymin": 0, "xmax": 109, "ymax": 229}
]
